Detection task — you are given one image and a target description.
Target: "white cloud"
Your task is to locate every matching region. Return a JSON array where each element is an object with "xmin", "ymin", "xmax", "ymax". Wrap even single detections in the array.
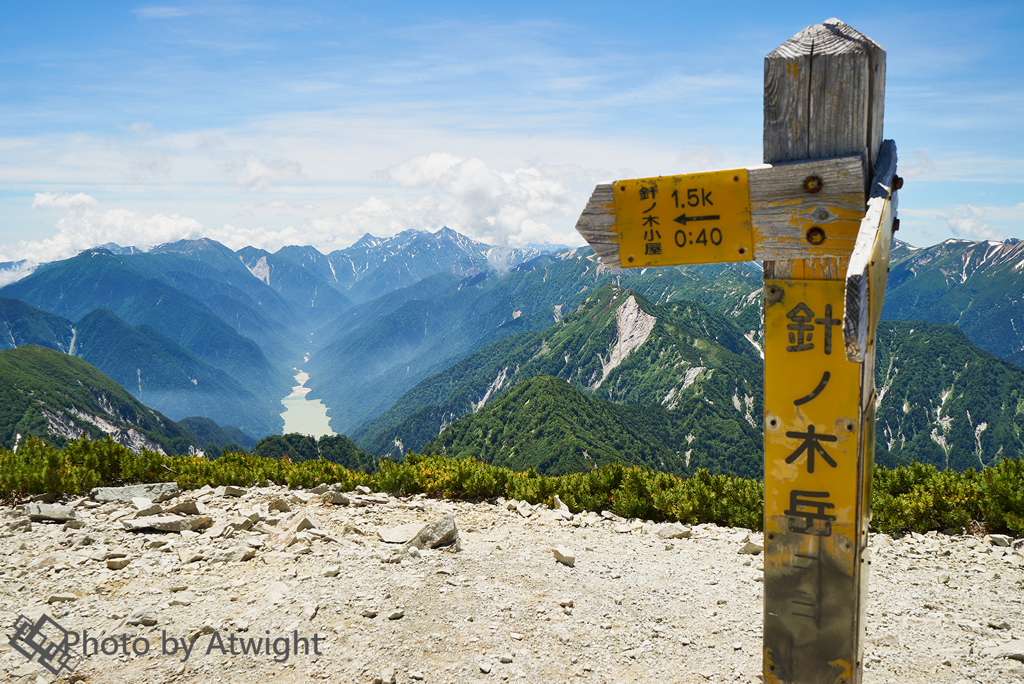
[
  {"xmin": 226, "ymin": 153, "xmax": 303, "ymax": 191},
  {"xmin": 375, "ymin": 153, "xmax": 580, "ymax": 245},
  {"xmin": 945, "ymin": 204, "xmax": 1003, "ymax": 241},
  {"xmin": 31, "ymin": 192, "xmax": 98, "ymax": 211},
  {"xmin": 1, "ymin": 152, "xmax": 592, "ymax": 270},
  {"xmin": 1, "ymin": 205, "xmax": 204, "ymax": 265},
  {"xmin": 0, "ymin": 262, "xmax": 39, "ymax": 288}
]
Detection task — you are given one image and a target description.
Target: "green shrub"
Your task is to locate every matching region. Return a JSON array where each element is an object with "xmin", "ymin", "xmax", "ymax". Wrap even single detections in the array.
[
  {"xmin": 1, "ymin": 439, "xmax": 1021, "ymax": 536},
  {"xmin": 871, "ymin": 462, "xmax": 983, "ymax": 534},
  {"xmin": 981, "ymin": 457, "xmax": 1024, "ymax": 535}
]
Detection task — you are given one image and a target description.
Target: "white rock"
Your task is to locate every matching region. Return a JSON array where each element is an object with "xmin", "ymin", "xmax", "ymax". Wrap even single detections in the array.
[
  {"xmin": 982, "ymin": 640, "xmax": 1024, "ymax": 661},
  {"xmin": 24, "ymin": 504, "xmax": 76, "ymax": 522},
  {"xmin": 93, "ymin": 482, "xmax": 179, "ymax": 503},
  {"xmin": 208, "ymin": 546, "xmax": 255, "ymax": 563},
  {"xmin": 126, "ymin": 607, "xmax": 157, "ymax": 626},
  {"xmin": 656, "ymin": 523, "xmax": 691, "ymax": 539},
  {"xmin": 378, "ymin": 522, "xmax": 426, "ymax": 544},
  {"xmin": 406, "ymin": 515, "xmax": 459, "ymax": 549},
  {"xmin": 177, "ymin": 548, "xmax": 205, "ymax": 564},
  {"xmin": 215, "ymin": 485, "xmax": 247, "ymax": 497},
  {"xmin": 552, "ymin": 546, "xmax": 575, "ymax": 567},
  {"xmin": 123, "ymin": 515, "xmax": 213, "ymax": 533}
]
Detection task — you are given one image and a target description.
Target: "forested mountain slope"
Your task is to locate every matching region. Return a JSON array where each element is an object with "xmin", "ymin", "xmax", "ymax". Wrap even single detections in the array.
[
  {"xmin": 883, "ymin": 238, "xmax": 1024, "ymax": 368},
  {"xmin": 355, "ymin": 285, "xmax": 764, "ymax": 462},
  {"xmin": 0, "ymin": 345, "xmax": 197, "ymax": 455},
  {"xmin": 420, "ymin": 374, "xmax": 762, "ymax": 478},
  {"xmin": 0, "ymin": 298, "xmax": 278, "ymax": 437},
  {"xmin": 873, "ymin": 320, "xmax": 1024, "ymax": 470},
  {"xmin": 0, "ymin": 249, "xmax": 290, "ymax": 400}
]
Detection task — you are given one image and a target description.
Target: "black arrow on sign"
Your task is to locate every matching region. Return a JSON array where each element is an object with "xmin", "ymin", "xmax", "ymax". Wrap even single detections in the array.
[{"xmin": 673, "ymin": 213, "xmax": 720, "ymax": 225}]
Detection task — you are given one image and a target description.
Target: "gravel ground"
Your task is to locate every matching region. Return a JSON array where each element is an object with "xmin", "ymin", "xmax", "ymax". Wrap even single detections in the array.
[{"xmin": 1, "ymin": 484, "xmax": 1022, "ymax": 684}]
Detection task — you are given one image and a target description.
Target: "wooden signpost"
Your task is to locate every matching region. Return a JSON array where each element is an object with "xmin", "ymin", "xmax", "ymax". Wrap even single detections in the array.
[{"xmin": 574, "ymin": 19, "xmax": 899, "ymax": 684}]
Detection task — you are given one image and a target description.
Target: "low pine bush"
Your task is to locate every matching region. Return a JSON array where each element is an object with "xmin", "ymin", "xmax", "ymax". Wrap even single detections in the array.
[{"xmin": 0, "ymin": 437, "xmax": 1020, "ymax": 536}]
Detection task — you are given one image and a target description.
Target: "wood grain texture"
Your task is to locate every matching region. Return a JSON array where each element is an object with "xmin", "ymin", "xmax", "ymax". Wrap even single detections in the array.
[
  {"xmin": 843, "ymin": 140, "xmax": 898, "ymax": 365},
  {"xmin": 763, "ymin": 18, "xmax": 886, "ymax": 282},
  {"xmin": 764, "ymin": 18, "xmax": 886, "ymax": 177},
  {"xmin": 573, "ymin": 184, "xmax": 618, "ymax": 265},
  {"xmin": 574, "ymin": 157, "xmax": 864, "ymax": 267},
  {"xmin": 749, "ymin": 155, "xmax": 864, "ymax": 260},
  {"xmin": 761, "ymin": 21, "xmax": 887, "ymax": 684}
]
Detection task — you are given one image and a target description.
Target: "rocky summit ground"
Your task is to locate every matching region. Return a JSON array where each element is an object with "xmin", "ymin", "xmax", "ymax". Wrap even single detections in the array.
[{"xmin": 1, "ymin": 483, "xmax": 1023, "ymax": 684}]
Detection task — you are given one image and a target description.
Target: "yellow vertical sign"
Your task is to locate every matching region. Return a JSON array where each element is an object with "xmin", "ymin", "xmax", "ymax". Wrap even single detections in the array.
[{"xmin": 763, "ymin": 278, "xmax": 862, "ymax": 684}]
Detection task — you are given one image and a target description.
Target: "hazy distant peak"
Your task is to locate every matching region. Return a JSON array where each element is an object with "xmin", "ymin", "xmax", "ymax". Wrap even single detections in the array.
[
  {"xmin": 521, "ymin": 242, "xmax": 571, "ymax": 253},
  {"xmin": 152, "ymin": 237, "xmax": 234, "ymax": 257}
]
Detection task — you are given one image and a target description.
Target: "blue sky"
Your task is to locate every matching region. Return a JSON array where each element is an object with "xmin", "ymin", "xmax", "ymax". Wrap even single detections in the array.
[{"xmin": 1, "ymin": 1, "xmax": 1022, "ymax": 267}]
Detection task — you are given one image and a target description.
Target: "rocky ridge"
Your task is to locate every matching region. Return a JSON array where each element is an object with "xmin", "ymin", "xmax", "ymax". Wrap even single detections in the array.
[{"xmin": 0, "ymin": 483, "xmax": 1022, "ymax": 684}]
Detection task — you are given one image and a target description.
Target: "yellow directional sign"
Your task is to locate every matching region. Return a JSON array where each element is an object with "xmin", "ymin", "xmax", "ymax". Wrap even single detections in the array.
[
  {"xmin": 613, "ymin": 168, "xmax": 754, "ymax": 267},
  {"xmin": 763, "ymin": 278, "xmax": 865, "ymax": 684}
]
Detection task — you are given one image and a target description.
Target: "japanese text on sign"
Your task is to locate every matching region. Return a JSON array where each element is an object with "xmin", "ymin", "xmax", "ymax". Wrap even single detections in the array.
[
  {"xmin": 613, "ymin": 168, "xmax": 754, "ymax": 268},
  {"xmin": 763, "ymin": 279, "xmax": 862, "ymax": 664}
]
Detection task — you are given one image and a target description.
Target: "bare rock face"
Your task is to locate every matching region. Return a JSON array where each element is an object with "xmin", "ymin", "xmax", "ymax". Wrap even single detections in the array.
[{"xmin": 92, "ymin": 482, "xmax": 180, "ymax": 503}]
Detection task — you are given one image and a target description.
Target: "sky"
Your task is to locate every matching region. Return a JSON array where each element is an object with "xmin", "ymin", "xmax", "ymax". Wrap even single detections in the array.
[{"xmin": 1, "ymin": 1, "xmax": 1022, "ymax": 271}]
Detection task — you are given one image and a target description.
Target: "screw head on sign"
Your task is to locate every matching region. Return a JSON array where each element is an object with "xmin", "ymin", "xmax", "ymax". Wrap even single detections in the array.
[
  {"xmin": 806, "ymin": 227, "xmax": 826, "ymax": 245},
  {"xmin": 803, "ymin": 176, "xmax": 823, "ymax": 193}
]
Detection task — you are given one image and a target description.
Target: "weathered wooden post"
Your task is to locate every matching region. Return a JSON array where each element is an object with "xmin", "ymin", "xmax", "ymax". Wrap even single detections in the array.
[
  {"xmin": 573, "ymin": 18, "xmax": 899, "ymax": 684},
  {"xmin": 761, "ymin": 20, "xmax": 892, "ymax": 684}
]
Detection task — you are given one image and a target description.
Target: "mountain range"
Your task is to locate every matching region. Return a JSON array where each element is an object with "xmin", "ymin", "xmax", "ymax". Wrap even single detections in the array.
[
  {"xmin": 0, "ymin": 345, "xmax": 196, "ymax": 455},
  {"xmin": 0, "ymin": 229, "xmax": 1021, "ymax": 475}
]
